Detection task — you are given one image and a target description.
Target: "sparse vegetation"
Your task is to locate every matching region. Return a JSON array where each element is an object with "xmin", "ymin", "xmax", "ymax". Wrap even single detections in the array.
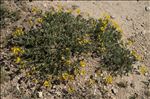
[
  {"xmin": 6, "ymin": 9, "xmax": 137, "ymax": 86},
  {"xmin": 1, "ymin": 1, "xmax": 149, "ymax": 99},
  {"xmin": 0, "ymin": 4, "xmax": 20, "ymax": 29}
]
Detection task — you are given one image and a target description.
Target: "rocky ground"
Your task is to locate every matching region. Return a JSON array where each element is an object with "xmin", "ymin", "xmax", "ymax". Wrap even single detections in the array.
[{"xmin": 0, "ymin": 1, "xmax": 150, "ymax": 99}]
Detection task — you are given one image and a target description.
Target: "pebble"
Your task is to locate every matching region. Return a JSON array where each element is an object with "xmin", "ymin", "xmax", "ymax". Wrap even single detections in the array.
[
  {"xmin": 38, "ymin": 92, "xmax": 43, "ymax": 98},
  {"xmin": 144, "ymin": 73, "xmax": 148, "ymax": 76},
  {"xmin": 126, "ymin": 16, "xmax": 132, "ymax": 21},
  {"xmin": 145, "ymin": 6, "xmax": 150, "ymax": 11},
  {"xmin": 16, "ymin": 84, "xmax": 20, "ymax": 92},
  {"xmin": 110, "ymin": 15, "xmax": 115, "ymax": 19},
  {"xmin": 111, "ymin": 88, "xmax": 118, "ymax": 95}
]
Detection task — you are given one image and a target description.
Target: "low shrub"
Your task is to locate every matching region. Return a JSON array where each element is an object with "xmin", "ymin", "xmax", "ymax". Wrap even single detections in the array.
[{"xmin": 6, "ymin": 10, "xmax": 136, "ymax": 83}]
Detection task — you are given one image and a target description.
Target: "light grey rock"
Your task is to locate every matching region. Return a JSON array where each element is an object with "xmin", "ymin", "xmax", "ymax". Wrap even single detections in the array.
[
  {"xmin": 145, "ymin": 6, "xmax": 150, "ymax": 11},
  {"xmin": 111, "ymin": 15, "xmax": 115, "ymax": 19},
  {"xmin": 38, "ymin": 91, "xmax": 43, "ymax": 98}
]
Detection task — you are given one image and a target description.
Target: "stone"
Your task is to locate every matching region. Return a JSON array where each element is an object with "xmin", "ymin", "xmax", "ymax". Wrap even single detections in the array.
[
  {"xmin": 111, "ymin": 88, "xmax": 118, "ymax": 95},
  {"xmin": 38, "ymin": 92, "xmax": 43, "ymax": 98},
  {"xmin": 145, "ymin": 6, "xmax": 150, "ymax": 11},
  {"xmin": 110, "ymin": 15, "xmax": 115, "ymax": 19}
]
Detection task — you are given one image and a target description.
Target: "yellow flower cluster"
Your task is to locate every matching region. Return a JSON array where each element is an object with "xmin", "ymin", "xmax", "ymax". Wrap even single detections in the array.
[
  {"xmin": 76, "ymin": 8, "xmax": 81, "ymax": 14},
  {"xmin": 32, "ymin": 79, "xmax": 38, "ymax": 83},
  {"xmin": 102, "ymin": 13, "xmax": 111, "ymax": 20},
  {"xmin": 31, "ymin": 7, "xmax": 40, "ymax": 13},
  {"xmin": 43, "ymin": 80, "xmax": 50, "ymax": 87},
  {"xmin": 80, "ymin": 69, "xmax": 86, "ymax": 76},
  {"xmin": 110, "ymin": 20, "xmax": 123, "ymax": 33},
  {"xmin": 100, "ymin": 13, "xmax": 123, "ymax": 33},
  {"xmin": 131, "ymin": 50, "xmax": 142, "ymax": 61},
  {"xmin": 99, "ymin": 19, "xmax": 108, "ymax": 32},
  {"xmin": 68, "ymin": 86, "xmax": 75, "ymax": 93},
  {"xmin": 139, "ymin": 65, "xmax": 148, "ymax": 75},
  {"xmin": 13, "ymin": 28, "xmax": 24, "ymax": 37},
  {"xmin": 64, "ymin": 59, "xmax": 71, "ymax": 65},
  {"xmin": 57, "ymin": 4, "xmax": 63, "ymax": 12},
  {"xmin": 15, "ymin": 57, "xmax": 21, "ymax": 63},
  {"xmin": 66, "ymin": 9, "xmax": 73, "ymax": 14},
  {"xmin": 78, "ymin": 37, "xmax": 91, "ymax": 45},
  {"xmin": 105, "ymin": 75, "xmax": 113, "ymax": 84},
  {"xmin": 36, "ymin": 18, "xmax": 43, "ymax": 23},
  {"xmin": 28, "ymin": 18, "xmax": 33, "ymax": 26},
  {"xmin": 11, "ymin": 47, "xmax": 24, "ymax": 55},
  {"xmin": 79, "ymin": 60, "xmax": 86, "ymax": 67},
  {"xmin": 127, "ymin": 39, "xmax": 134, "ymax": 46},
  {"xmin": 62, "ymin": 73, "xmax": 74, "ymax": 81}
]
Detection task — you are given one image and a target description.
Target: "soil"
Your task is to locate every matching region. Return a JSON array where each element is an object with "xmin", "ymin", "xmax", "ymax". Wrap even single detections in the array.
[{"xmin": 1, "ymin": 1, "xmax": 150, "ymax": 99}]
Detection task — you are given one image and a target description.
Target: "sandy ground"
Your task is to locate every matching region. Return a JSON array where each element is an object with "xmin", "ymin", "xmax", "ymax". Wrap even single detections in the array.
[{"xmin": 1, "ymin": 1, "xmax": 150, "ymax": 99}]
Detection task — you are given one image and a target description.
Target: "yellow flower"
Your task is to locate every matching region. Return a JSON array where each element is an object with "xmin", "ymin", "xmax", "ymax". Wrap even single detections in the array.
[
  {"xmin": 102, "ymin": 13, "xmax": 111, "ymax": 20},
  {"xmin": 139, "ymin": 65, "xmax": 148, "ymax": 75},
  {"xmin": 57, "ymin": 3, "xmax": 63, "ymax": 12},
  {"xmin": 105, "ymin": 75, "xmax": 113, "ymax": 84},
  {"xmin": 33, "ymin": 79, "xmax": 38, "ymax": 83},
  {"xmin": 110, "ymin": 19, "xmax": 123, "ymax": 33},
  {"xmin": 131, "ymin": 50, "xmax": 142, "ymax": 61},
  {"xmin": 79, "ymin": 60, "xmax": 86, "ymax": 67},
  {"xmin": 31, "ymin": 7, "xmax": 39, "ymax": 13},
  {"xmin": 74, "ymin": 68, "xmax": 79, "ymax": 75},
  {"xmin": 26, "ymin": 72, "xmax": 31, "ymax": 77},
  {"xmin": 101, "ymin": 47, "xmax": 106, "ymax": 53},
  {"xmin": 28, "ymin": 19, "xmax": 33, "ymax": 26},
  {"xmin": 102, "ymin": 20, "xmax": 108, "ymax": 25},
  {"xmin": 43, "ymin": 80, "xmax": 50, "ymax": 87},
  {"xmin": 84, "ymin": 34, "xmax": 90, "ymax": 37},
  {"xmin": 15, "ymin": 57, "xmax": 21, "ymax": 63},
  {"xmin": 80, "ymin": 69, "xmax": 86, "ymax": 75},
  {"xmin": 65, "ymin": 60, "xmax": 71, "ymax": 65},
  {"xmin": 127, "ymin": 39, "xmax": 134, "ymax": 46},
  {"xmin": 83, "ymin": 39, "xmax": 91, "ymax": 44},
  {"xmin": 76, "ymin": 8, "xmax": 81, "ymax": 14},
  {"xmin": 11, "ymin": 47, "xmax": 24, "ymax": 55},
  {"xmin": 68, "ymin": 86, "xmax": 74, "ymax": 93},
  {"xmin": 100, "ymin": 27, "xmax": 105, "ymax": 32},
  {"xmin": 13, "ymin": 28, "xmax": 24, "ymax": 37},
  {"xmin": 62, "ymin": 72, "xmax": 69, "ymax": 80},
  {"xmin": 36, "ymin": 18, "xmax": 43, "ymax": 23},
  {"xmin": 62, "ymin": 73, "xmax": 74, "ymax": 81},
  {"xmin": 69, "ymin": 75, "xmax": 74, "ymax": 81},
  {"xmin": 66, "ymin": 9, "xmax": 72, "ymax": 13}
]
